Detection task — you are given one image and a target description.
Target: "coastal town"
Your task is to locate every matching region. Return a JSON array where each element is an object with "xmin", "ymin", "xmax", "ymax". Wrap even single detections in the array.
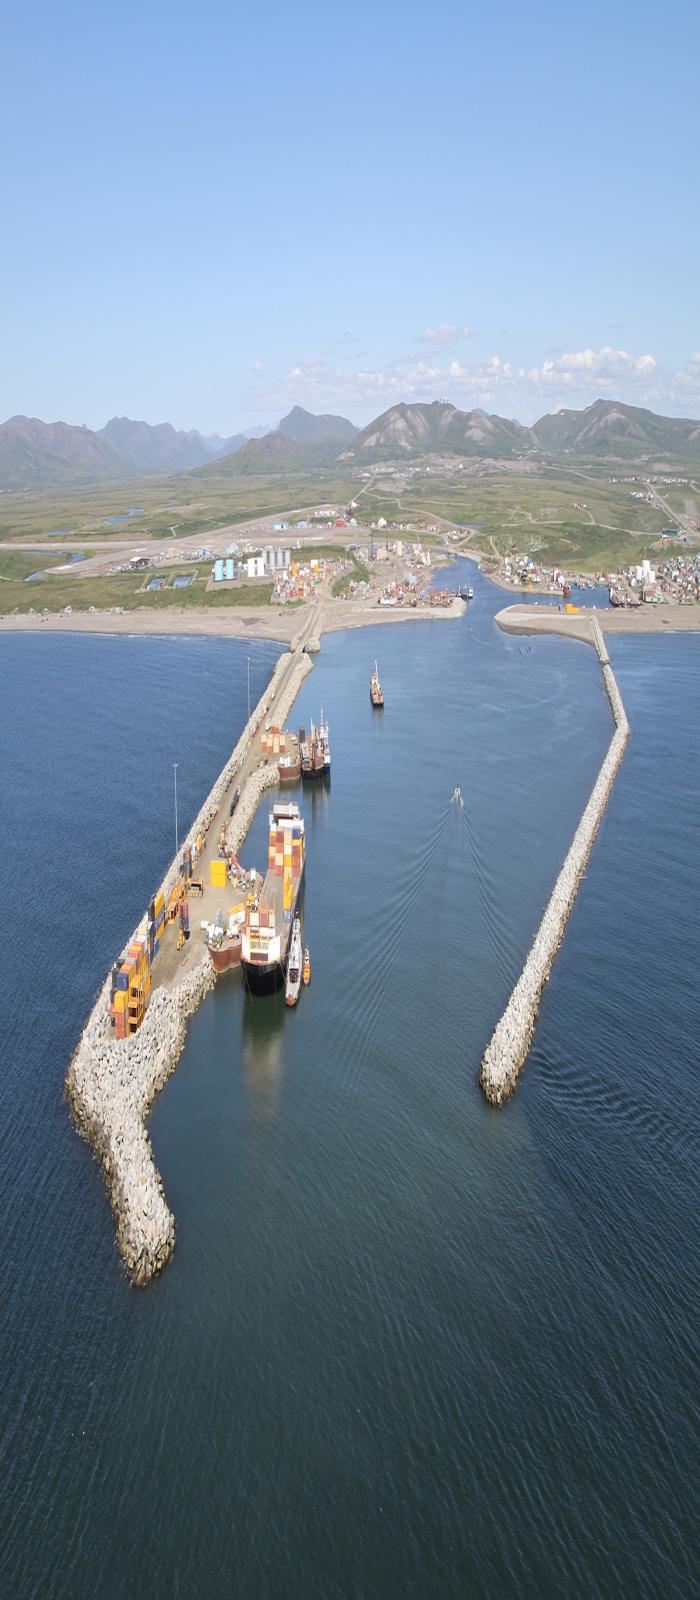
[{"xmin": 495, "ymin": 548, "xmax": 700, "ymax": 607}]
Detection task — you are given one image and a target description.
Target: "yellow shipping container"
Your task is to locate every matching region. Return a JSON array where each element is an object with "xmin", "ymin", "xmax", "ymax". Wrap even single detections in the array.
[
  {"xmin": 113, "ymin": 991, "xmax": 128, "ymax": 1014},
  {"xmin": 209, "ymin": 859, "xmax": 227, "ymax": 888}
]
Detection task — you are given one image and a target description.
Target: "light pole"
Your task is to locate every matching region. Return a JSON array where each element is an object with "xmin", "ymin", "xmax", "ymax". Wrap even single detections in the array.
[{"xmin": 173, "ymin": 760, "xmax": 179, "ymax": 855}]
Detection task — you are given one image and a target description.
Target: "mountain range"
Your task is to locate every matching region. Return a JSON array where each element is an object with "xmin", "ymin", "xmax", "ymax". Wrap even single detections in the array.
[
  {"xmin": 0, "ymin": 414, "xmax": 263, "ymax": 490},
  {"xmin": 1, "ymin": 398, "xmax": 699, "ymax": 491},
  {"xmin": 339, "ymin": 401, "xmax": 539, "ymax": 462},
  {"xmin": 97, "ymin": 417, "xmax": 246, "ymax": 473}
]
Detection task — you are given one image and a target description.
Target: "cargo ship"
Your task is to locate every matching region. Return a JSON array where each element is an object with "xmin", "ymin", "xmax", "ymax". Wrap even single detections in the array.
[
  {"xmin": 240, "ymin": 801, "xmax": 306, "ymax": 995},
  {"xmin": 370, "ymin": 662, "xmax": 384, "ymax": 707},
  {"xmin": 300, "ymin": 714, "xmax": 330, "ymax": 778}
]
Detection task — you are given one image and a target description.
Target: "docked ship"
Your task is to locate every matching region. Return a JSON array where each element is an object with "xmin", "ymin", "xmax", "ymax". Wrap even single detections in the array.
[
  {"xmin": 285, "ymin": 917, "xmax": 303, "ymax": 1007},
  {"xmin": 209, "ymin": 929, "xmax": 242, "ymax": 973},
  {"xmin": 240, "ymin": 801, "xmax": 306, "ymax": 995},
  {"xmin": 300, "ymin": 713, "xmax": 330, "ymax": 779},
  {"xmin": 370, "ymin": 662, "xmax": 384, "ymax": 707}
]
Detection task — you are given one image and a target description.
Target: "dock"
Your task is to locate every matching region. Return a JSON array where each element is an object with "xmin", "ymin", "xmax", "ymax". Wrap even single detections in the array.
[{"xmin": 66, "ymin": 610, "xmax": 319, "ymax": 1284}]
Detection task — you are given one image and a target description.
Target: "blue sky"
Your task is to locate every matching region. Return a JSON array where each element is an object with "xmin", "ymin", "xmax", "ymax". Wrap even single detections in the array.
[{"xmin": 2, "ymin": 0, "xmax": 699, "ymax": 431}]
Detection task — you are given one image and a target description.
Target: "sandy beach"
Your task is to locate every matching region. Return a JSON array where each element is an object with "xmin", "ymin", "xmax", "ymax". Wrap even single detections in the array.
[
  {"xmin": 0, "ymin": 595, "xmax": 465, "ymax": 641},
  {"xmin": 495, "ymin": 601, "xmax": 700, "ymax": 645}
]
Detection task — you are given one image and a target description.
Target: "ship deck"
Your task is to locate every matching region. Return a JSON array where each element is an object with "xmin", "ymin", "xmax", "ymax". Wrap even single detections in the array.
[{"xmin": 252, "ymin": 865, "xmax": 303, "ymax": 960}]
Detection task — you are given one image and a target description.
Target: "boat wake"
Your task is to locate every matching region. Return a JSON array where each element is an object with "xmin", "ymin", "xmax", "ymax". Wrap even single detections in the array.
[{"xmin": 454, "ymin": 796, "xmax": 514, "ymax": 982}]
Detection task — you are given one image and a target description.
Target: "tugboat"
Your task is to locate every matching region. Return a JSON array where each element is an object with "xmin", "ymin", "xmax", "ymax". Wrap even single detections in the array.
[
  {"xmin": 457, "ymin": 585, "xmax": 474, "ymax": 600},
  {"xmin": 302, "ymin": 947, "xmax": 311, "ymax": 985},
  {"xmin": 370, "ymin": 662, "xmax": 384, "ymax": 707},
  {"xmin": 285, "ymin": 917, "xmax": 303, "ymax": 1007}
]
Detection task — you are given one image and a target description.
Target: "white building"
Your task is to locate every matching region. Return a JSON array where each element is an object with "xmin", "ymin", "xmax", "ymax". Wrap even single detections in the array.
[{"xmin": 246, "ymin": 555, "xmax": 266, "ymax": 579}]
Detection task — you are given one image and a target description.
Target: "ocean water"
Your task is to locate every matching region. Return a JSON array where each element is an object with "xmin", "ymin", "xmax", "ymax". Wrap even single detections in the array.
[{"xmin": 2, "ymin": 567, "xmax": 699, "ymax": 1599}]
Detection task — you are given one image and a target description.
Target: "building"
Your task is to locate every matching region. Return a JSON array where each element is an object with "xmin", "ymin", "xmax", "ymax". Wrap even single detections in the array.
[
  {"xmin": 246, "ymin": 555, "xmax": 266, "ymax": 580},
  {"xmin": 262, "ymin": 545, "xmax": 291, "ymax": 574}
]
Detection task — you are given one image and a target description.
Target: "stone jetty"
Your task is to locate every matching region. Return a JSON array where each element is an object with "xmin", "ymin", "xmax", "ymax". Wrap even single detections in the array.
[
  {"xmin": 480, "ymin": 626, "xmax": 629, "ymax": 1106},
  {"xmin": 66, "ymin": 642, "xmax": 313, "ymax": 1284}
]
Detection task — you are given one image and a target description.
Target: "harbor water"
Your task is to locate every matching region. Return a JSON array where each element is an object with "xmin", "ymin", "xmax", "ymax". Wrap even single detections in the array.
[{"xmin": 2, "ymin": 567, "xmax": 699, "ymax": 1598}]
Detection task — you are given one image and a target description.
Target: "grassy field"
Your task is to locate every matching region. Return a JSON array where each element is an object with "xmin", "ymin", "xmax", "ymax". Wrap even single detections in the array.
[
  {"xmin": 0, "ymin": 469, "xmax": 358, "ymax": 545},
  {"xmin": 332, "ymin": 558, "xmax": 370, "ymax": 596},
  {"xmin": 0, "ymin": 560, "xmax": 274, "ymax": 615},
  {"xmin": 357, "ymin": 464, "xmax": 695, "ymax": 570},
  {"xmin": 2, "ymin": 460, "xmax": 696, "ymax": 577}
]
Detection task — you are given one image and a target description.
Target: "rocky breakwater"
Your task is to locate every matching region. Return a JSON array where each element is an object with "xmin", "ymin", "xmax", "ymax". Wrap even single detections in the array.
[
  {"xmin": 480, "ymin": 652, "xmax": 629, "ymax": 1107},
  {"xmin": 67, "ymin": 955, "xmax": 215, "ymax": 1283},
  {"xmin": 66, "ymin": 643, "xmax": 314, "ymax": 1282}
]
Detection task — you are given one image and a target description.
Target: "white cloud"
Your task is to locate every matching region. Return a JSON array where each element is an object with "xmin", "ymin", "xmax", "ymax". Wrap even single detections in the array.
[
  {"xmin": 557, "ymin": 346, "xmax": 656, "ymax": 378},
  {"xmin": 245, "ymin": 338, "xmax": 700, "ymax": 425},
  {"xmin": 417, "ymin": 324, "xmax": 470, "ymax": 346}
]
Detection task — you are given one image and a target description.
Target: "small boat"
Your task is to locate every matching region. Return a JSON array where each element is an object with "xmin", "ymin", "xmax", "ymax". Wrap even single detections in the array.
[
  {"xmin": 452, "ymin": 785, "xmax": 463, "ymax": 805},
  {"xmin": 302, "ymin": 947, "xmax": 311, "ymax": 985},
  {"xmin": 370, "ymin": 662, "xmax": 384, "ymax": 707},
  {"xmin": 285, "ymin": 918, "xmax": 303, "ymax": 1007}
]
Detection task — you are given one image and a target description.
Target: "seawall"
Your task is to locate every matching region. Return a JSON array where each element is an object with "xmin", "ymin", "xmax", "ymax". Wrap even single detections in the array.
[
  {"xmin": 480, "ymin": 625, "xmax": 629, "ymax": 1106},
  {"xmin": 66, "ymin": 643, "xmax": 313, "ymax": 1284}
]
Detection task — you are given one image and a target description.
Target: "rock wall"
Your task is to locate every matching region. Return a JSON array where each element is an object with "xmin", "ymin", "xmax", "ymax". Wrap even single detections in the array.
[
  {"xmin": 66, "ymin": 644, "xmax": 314, "ymax": 1283},
  {"xmin": 480, "ymin": 645, "xmax": 629, "ymax": 1106}
]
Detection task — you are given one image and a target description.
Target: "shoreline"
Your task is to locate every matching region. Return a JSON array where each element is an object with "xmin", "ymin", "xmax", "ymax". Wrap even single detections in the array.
[
  {"xmin": 0, "ymin": 596, "xmax": 465, "ymax": 641},
  {"xmin": 495, "ymin": 601, "xmax": 700, "ymax": 646}
]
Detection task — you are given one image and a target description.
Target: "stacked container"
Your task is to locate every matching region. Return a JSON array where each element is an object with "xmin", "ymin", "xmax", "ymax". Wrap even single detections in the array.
[
  {"xmin": 109, "ymin": 937, "xmax": 151, "ymax": 1037},
  {"xmin": 269, "ymin": 826, "xmax": 285, "ymax": 876},
  {"xmin": 210, "ymin": 858, "xmax": 227, "ymax": 888},
  {"xmin": 291, "ymin": 823, "xmax": 303, "ymax": 880}
]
